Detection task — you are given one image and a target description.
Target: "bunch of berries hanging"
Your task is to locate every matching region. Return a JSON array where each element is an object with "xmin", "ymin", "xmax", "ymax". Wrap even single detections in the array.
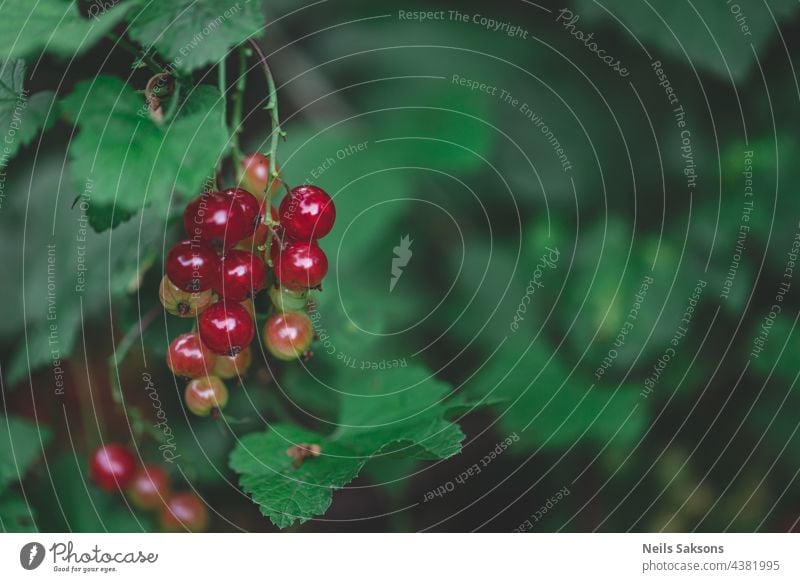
[{"xmin": 160, "ymin": 153, "xmax": 336, "ymax": 417}]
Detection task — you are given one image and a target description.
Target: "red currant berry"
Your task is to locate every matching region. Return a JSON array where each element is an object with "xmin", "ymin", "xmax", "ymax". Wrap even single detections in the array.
[
  {"xmin": 238, "ymin": 206, "xmax": 278, "ymax": 251},
  {"xmin": 278, "ymin": 185, "xmax": 336, "ymax": 240},
  {"xmin": 264, "ymin": 311, "xmax": 314, "ymax": 361},
  {"xmin": 198, "ymin": 301, "xmax": 255, "ymax": 355},
  {"xmin": 184, "ymin": 375, "xmax": 229, "ymax": 416},
  {"xmin": 269, "ymin": 228, "xmax": 294, "ymax": 264},
  {"xmin": 167, "ymin": 332, "xmax": 217, "ymax": 378},
  {"xmin": 89, "ymin": 444, "xmax": 136, "ymax": 491},
  {"xmin": 165, "ymin": 240, "xmax": 218, "ymax": 292},
  {"xmin": 214, "ymin": 249, "xmax": 267, "ymax": 301},
  {"xmin": 275, "ymin": 241, "xmax": 328, "ymax": 291},
  {"xmin": 240, "ymin": 152, "xmax": 282, "ymax": 200},
  {"xmin": 220, "ymin": 187, "xmax": 260, "ymax": 232},
  {"xmin": 183, "ymin": 192, "xmax": 250, "ymax": 251},
  {"xmin": 159, "ymin": 275, "xmax": 214, "ymax": 317},
  {"xmin": 213, "ymin": 347, "xmax": 252, "ymax": 379},
  {"xmin": 269, "ymin": 285, "xmax": 309, "ymax": 312},
  {"xmin": 128, "ymin": 464, "xmax": 171, "ymax": 510},
  {"xmin": 161, "ymin": 492, "xmax": 209, "ymax": 532}
]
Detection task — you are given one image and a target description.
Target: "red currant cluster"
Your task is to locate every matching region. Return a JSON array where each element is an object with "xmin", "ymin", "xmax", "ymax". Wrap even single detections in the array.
[
  {"xmin": 89, "ymin": 443, "xmax": 208, "ymax": 532},
  {"xmin": 160, "ymin": 152, "xmax": 336, "ymax": 417}
]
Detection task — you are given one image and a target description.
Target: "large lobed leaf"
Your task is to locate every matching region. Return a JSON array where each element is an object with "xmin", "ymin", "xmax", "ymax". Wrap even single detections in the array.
[
  {"xmin": 62, "ymin": 75, "xmax": 228, "ymax": 221},
  {"xmin": 127, "ymin": 0, "xmax": 266, "ymax": 74},
  {"xmin": 0, "ymin": 0, "xmax": 129, "ymax": 60},
  {"xmin": 0, "ymin": 60, "xmax": 56, "ymax": 159},
  {"xmin": 230, "ymin": 366, "xmax": 467, "ymax": 529},
  {"xmin": 0, "ymin": 414, "xmax": 51, "ymax": 490}
]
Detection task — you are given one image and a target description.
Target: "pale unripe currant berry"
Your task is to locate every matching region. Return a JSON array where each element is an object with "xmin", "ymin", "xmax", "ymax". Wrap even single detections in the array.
[
  {"xmin": 184, "ymin": 375, "xmax": 229, "ymax": 416},
  {"xmin": 264, "ymin": 311, "xmax": 314, "ymax": 361},
  {"xmin": 128, "ymin": 464, "xmax": 171, "ymax": 510},
  {"xmin": 161, "ymin": 492, "xmax": 209, "ymax": 532},
  {"xmin": 166, "ymin": 333, "xmax": 217, "ymax": 379},
  {"xmin": 159, "ymin": 275, "xmax": 214, "ymax": 317},
  {"xmin": 240, "ymin": 152, "xmax": 283, "ymax": 200},
  {"xmin": 269, "ymin": 285, "xmax": 309, "ymax": 312},
  {"xmin": 213, "ymin": 347, "xmax": 252, "ymax": 379}
]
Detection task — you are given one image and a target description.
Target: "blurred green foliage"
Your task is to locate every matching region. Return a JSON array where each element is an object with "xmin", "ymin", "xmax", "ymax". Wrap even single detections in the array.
[{"xmin": 1, "ymin": 0, "xmax": 800, "ymax": 532}]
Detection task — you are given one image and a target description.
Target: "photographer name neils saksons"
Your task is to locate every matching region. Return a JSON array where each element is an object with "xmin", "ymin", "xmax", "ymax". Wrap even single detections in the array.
[
  {"xmin": 643, "ymin": 543, "xmax": 724, "ymax": 554},
  {"xmin": 48, "ymin": 542, "xmax": 158, "ymax": 570}
]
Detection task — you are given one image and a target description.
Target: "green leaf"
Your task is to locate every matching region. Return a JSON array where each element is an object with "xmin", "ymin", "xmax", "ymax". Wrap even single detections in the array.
[
  {"xmin": 0, "ymin": 60, "xmax": 56, "ymax": 158},
  {"xmin": 230, "ymin": 425, "xmax": 362, "ymax": 529},
  {"xmin": 127, "ymin": 0, "xmax": 266, "ymax": 74},
  {"xmin": 575, "ymin": 0, "xmax": 800, "ymax": 82},
  {"xmin": 63, "ymin": 76, "xmax": 228, "ymax": 217},
  {"xmin": 466, "ymin": 338, "xmax": 645, "ymax": 450},
  {"xmin": 230, "ymin": 366, "xmax": 466, "ymax": 528},
  {"xmin": 333, "ymin": 366, "xmax": 465, "ymax": 460},
  {"xmin": 0, "ymin": 414, "xmax": 51, "ymax": 489},
  {"xmin": 0, "ymin": 491, "xmax": 37, "ymax": 532},
  {"xmin": 0, "ymin": 0, "xmax": 129, "ymax": 60},
  {"xmin": 0, "ymin": 151, "xmax": 163, "ymax": 385}
]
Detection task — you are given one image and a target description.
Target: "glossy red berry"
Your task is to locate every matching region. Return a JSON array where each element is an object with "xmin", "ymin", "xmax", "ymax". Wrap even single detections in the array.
[
  {"xmin": 275, "ymin": 241, "xmax": 328, "ymax": 291},
  {"xmin": 269, "ymin": 228, "xmax": 294, "ymax": 264},
  {"xmin": 128, "ymin": 464, "xmax": 171, "ymax": 510},
  {"xmin": 198, "ymin": 301, "xmax": 255, "ymax": 355},
  {"xmin": 183, "ymin": 192, "xmax": 251, "ymax": 251},
  {"xmin": 214, "ymin": 249, "xmax": 267, "ymax": 301},
  {"xmin": 264, "ymin": 311, "xmax": 314, "ymax": 361},
  {"xmin": 89, "ymin": 444, "xmax": 136, "ymax": 491},
  {"xmin": 161, "ymin": 492, "xmax": 210, "ymax": 532},
  {"xmin": 213, "ymin": 347, "xmax": 252, "ymax": 379},
  {"xmin": 240, "ymin": 152, "xmax": 282, "ymax": 200},
  {"xmin": 238, "ymin": 206, "xmax": 278, "ymax": 251},
  {"xmin": 159, "ymin": 275, "xmax": 214, "ymax": 317},
  {"xmin": 167, "ymin": 332, "xmax": 216, "ymax": 378},
  {"xmin": 220, "ymin": 187, "xmax": 260, "ymax": 231},
  {"xmin": 166, "ymin": 240, "xmax": 219, "ymax": 292},
  {"xmin": 184, "ymin": 375, "xmax": 229, "ymax": 416},
  {"xmin": 278, "ymin": 185, "xmax": 336, "ymax": 240}
]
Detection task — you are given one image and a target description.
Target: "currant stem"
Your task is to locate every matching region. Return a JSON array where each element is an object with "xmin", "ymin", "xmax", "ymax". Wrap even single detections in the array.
[
  {"xmin": 218, "ymin": 57, "xmax": 227, "ymax": 134},
  {"xmin": 106, "ymin": 34, "xmax": 162, "ymax": 74},
  {"xmin": 231, "ymin": 47, "xmax": 248, "ymax": 177},
  {"xmin": 108, "ymin": 305, "xmax": 161, "ymax": 440},
  {"xmin": 246, "ymin": 38, "xmax": 282, "ymax": 258}
]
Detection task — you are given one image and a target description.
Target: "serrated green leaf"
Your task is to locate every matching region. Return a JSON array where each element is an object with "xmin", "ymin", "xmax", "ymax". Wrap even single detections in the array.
[
  {"xmin": 0, "ymin": 60, "xmax": 56, "ymax": 158},
  {"xmin": 0, "ymin": 414, "xmax": 51, "ymax": 489},
  {"xmin": 64, "ymin": 76, "xmax": 227, "ymax": 217},
  {"xmin": 128, "ymin": 0, "xmax": 265, "ymax": 73},
  {"xmin": 230, "ymin": 425, "xmax": 362, "ymax": 529},
  {"xmin": 230, "ymin": 366, "xmax": 467, "ymax": 528},
  {"xmin": 0, "ymin": 0, "xmax": 129, "ymax": 60}
]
